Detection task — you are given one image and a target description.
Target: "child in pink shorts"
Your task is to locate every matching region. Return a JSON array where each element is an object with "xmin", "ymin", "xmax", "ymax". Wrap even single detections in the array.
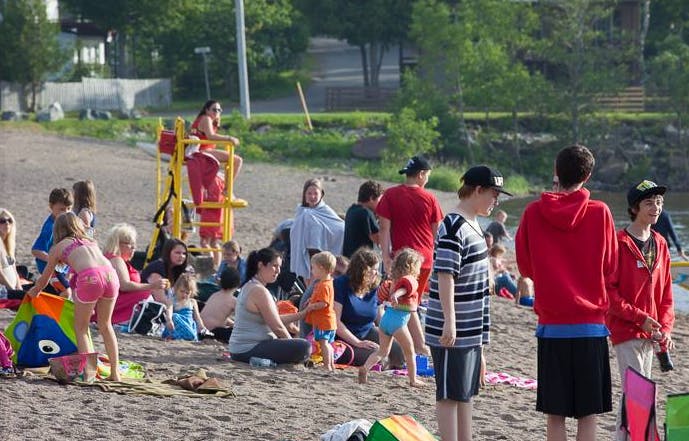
[{"xmin": 28, "ymin": 212, "xmax": 121, "ymax": 381}]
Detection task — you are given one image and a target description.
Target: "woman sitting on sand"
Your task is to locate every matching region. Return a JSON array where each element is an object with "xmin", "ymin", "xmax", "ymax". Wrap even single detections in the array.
[
  {"xmin": 290, "ymin": 178, "xmax": 345, "ymax": 284},
  {"xmin": 228, "ymin": 248, "xmax": 313, "ymax": 365},
  {"xmin": 0, "ymin": 208, "xmax": 25, "ymax": 299},
  {"xmin": 141, "ymin": 238, "xmax": 192, "ymax": 303},
  {"xmin": 333, "ymin": 248, "xmax": 403, "ymax": 368},
  {"xmin": 100, "ymin": 224, "xmax": 169, "ymax": 324}
]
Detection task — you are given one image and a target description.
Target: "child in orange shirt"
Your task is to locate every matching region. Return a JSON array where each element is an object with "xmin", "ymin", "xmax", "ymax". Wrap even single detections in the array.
[{"xmin": 305, "ymin": 251, "xmax": 337, "ymax": 371}]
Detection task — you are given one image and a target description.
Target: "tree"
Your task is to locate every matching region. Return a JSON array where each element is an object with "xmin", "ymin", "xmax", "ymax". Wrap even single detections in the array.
[
  {"xmin": 0, "ymin": 0, "xmax": 67, "ymax": 111},
  {"xmin": 537, "ymin": 0, "xmax": 634, "ymax": 142},
  {"xmin": 296, "ymin": 0, "xmax": 412, "ymax": 87},
  {"xmin": 649, "ymin": 35, "xmax": 689, "ymax": 174}
]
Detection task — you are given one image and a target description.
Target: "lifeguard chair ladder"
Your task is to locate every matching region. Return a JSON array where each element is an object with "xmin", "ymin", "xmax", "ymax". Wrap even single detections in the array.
[{"xmin": 146, "ymin": 117, "xmax": 247, "ymax": 263}]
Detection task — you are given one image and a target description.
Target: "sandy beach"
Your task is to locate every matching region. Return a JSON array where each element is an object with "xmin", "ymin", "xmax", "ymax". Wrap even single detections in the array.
[{"xmin": 0, "ymin": 128, "xmax": 687, "ymax": 440}]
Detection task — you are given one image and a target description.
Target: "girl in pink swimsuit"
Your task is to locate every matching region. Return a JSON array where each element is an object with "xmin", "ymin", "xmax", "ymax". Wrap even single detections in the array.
[{"xmin": 28, "ymin": 212, "xmax": 121, "ymax": 381}]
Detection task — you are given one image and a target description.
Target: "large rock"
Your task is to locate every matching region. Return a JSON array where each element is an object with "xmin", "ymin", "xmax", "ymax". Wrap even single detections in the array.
[
  {"xmin": 36, "ymin": 102, "xmax": 64, "ymax": 122},
  {"xmin": 79, "ymin": 108, "xmax": 95, "ymax": 120},
  {"xmin": 1, "ymin": 111, "xmax": 19, "ymax": 121},
  {"xmin": 94, "ymin": 110, "xmax": 112, "ymax": 120}
]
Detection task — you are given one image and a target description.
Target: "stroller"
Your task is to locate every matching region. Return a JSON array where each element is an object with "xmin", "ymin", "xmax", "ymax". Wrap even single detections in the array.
[{"xmin": 267, "ymin": 219, "xmax": 306, "ymax": 300}]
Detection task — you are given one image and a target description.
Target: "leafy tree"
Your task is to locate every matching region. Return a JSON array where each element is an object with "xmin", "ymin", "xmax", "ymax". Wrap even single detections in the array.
[
  {"xmin": 649, "ymin": 35, "xmax": 689, "ymax": 173},
  {"xmin": 385, "ymin": 107, "xmax": 439, "ymax": 164},
  {"xmin": 537, "ymin": 0, "xmax": 634, "ymax": 142},
  {"xmin": 0, "ymin": 0, "xmax": 68, "ymax": 111},
  {"xmin": 296, "ymin": 0, "xmax": 412, "ymax": 87}
]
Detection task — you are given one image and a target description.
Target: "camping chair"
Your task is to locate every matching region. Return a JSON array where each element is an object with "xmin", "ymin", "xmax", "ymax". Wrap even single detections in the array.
[
  {"xmin": 620, "ymin": 367, "xmax": 660, "ymax": 441},
  {"xmin": 665, "ymin": 392, "xmax": 689, "ymax": 440}
]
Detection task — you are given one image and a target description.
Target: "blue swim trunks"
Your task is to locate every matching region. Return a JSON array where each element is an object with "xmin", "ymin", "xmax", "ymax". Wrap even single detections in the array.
[
  {"xmin": 314, "ymin": 329, "xmax": 336, "ymax": 343},
  {"xmin": 379, "ymin": 308, "xmax": 411, "ymax": 336}
]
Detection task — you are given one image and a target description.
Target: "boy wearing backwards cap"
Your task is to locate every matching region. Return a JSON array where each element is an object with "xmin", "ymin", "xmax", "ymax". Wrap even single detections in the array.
[
  {"xmin": 426, "ymin": 165, "xmax": 511, "ymax": 441},
  {"xmin": 516, "ymin": 144, "xmax": 618, "ymax": 441},
  {"xmin": 607, "ymin": 179, "xmax": 675, "ymax": 441}
]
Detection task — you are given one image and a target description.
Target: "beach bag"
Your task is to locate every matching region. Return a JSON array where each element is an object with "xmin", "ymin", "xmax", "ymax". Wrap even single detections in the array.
[
  {"xmin": 666, "ymin": 392, "xmax": 689, "ymax": 440},
  {"xmin": 49, "ymin": 352, "xmax": 98, "ymax": 384},
  {"xmin": 365, "ymin": 415, "xmax": 436, "ymax": 441},
  {"xmin": 128, "ymin": 300, "xmax": 167, "ymax": 335},
  {"xmin": 306, "ymin": 332, "xmax": 354, "ymax": 366},
  {"xmin": 4, "ymin": 293, "xmax": 81, "ymax": 367},
  {"xmin": 621, "ymin": 367, "xmax": 660, "ymax": 441},
  {"xmin": 0, "ymin": 331, "xmax": 14, "ymax": 369}
]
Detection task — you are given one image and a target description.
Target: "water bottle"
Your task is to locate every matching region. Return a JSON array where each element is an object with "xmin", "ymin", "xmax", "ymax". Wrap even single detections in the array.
[
  {"xmin": 0, "ymin": 285, "xmax": 7, "ymax": 300},
  {"xmin": 249, "ymin": 357, "xmax": 277, "ymax": 368}
]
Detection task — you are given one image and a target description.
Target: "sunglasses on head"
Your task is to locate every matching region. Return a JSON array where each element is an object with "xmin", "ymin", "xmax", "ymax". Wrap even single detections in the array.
[{"xmin": 0, "ymin": 218, "xmax": 12, "ymax": 225}]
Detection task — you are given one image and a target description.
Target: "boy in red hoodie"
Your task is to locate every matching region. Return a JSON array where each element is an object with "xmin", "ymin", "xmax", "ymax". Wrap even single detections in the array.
[
  {"xmin": 607, "ymin": 180, "xmax": 675, "ymax": 441},
  {"xmin": 516, "ymin": 145, "xmax": 618, "ymax": 441}
]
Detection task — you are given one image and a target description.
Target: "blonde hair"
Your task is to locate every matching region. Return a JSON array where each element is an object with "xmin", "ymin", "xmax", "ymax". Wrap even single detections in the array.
[
  {"xmin": 72, "ymin": 180, "xmax": 97, "ymax": 214},
  {"xmin": 0, "ymin": 208, "xmax": 16, "ymax": 259},
  {"xmin": 53, "ymin": 212, "xmax": 88, "ymax": 244},
  {"xmin": 489, "ymin": 244, "xmax": 506, "ymax": 258},
  {"xmin": 311, "ymin": 251, "xmax": 337, "ymax": 273},
  {"xmin": 390, "ymin": 248, "xmax": 423, "ymax": 281},
  {"xmin": 221, "ymin": 240, "xmax": 242, "ymax": 253},
  {"xmin": 173, "ymin": 273, "xmax": 198, "ymax": 298},
  {"xmin": 103, "ymin": 223, "xmax": 137, "ymax": 256}
]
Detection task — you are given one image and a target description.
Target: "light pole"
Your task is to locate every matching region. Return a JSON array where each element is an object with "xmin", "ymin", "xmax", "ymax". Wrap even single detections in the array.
[
  {"xmin": 235, "ymin": 0, "xmax": 250, "ymax": 118},
  {"xmin": 194, "ymin": 46, "xmax": 211, "ymax": 101}
]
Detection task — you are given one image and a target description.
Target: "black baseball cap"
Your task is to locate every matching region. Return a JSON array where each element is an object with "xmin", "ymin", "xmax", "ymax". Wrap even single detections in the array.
[
  {"xmin": 461, "ymin": 165, "xmax": 512, "ymax": 196},
  {"xmin": 398, "ymin": 155, "xmax": 432, "ymax": 175},
  {"xmin": 627, "ymin": 180, "xmax": 666, "ymax": 206}
]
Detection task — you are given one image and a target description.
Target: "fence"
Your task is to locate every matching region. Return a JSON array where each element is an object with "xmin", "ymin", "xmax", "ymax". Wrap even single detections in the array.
[
  {"xmin": 0, "ymin": 78, "xmax": 171, "ymax": 112},
  {"xmin": 325, "ymin": 87, "xmax": 397, "ymax": 111}
]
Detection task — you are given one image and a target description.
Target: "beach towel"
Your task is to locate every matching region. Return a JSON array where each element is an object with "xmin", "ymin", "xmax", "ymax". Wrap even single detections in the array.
[
  {"xmin": 665, "ymin": 392, "xmax": 689, "ymax": 441},
  {"xmin": 95, "ymin": 354, "xmax": 147, "ymax": 380},
  {"xmin": 366, "ymin": 415, "xmax": 436, "ymax": 441},
  {"xmin": 0, "ymin": 330, "xmax": 14, "ymax": 369},
  {"xmin": 484, "ymin": 371, "xmax": 538, "ymax": 390},
  {"xmin": 621, "ymin": 367, "xmax": 660, "ymax": 441},
  {"xmin": 4, "ymin": 293, "xmax": 82, "ymax": 367},
  {"xmin": 290, "ymin": 202, "xmax": 345, "ymax": 279}
]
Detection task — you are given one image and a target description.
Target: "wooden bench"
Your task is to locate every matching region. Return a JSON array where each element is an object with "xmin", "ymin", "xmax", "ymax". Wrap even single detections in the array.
[
  {"xmin": 325, "ymin": 87, "xmax": 397, "ymax": 111},
  {"xmin": 595, "ymin": 86, "xmax": 645, "ymax": 112}
]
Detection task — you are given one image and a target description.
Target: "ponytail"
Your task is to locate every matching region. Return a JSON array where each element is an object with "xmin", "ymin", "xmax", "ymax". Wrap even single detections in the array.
[{"xmin": 244, "ymin": 247, "xmax": 280, "ymax": 283}]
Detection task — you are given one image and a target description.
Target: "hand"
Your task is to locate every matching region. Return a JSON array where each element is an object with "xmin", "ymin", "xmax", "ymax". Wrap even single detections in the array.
[
  {"xmin": 681, "ymin": 250, "xmax": 689, "ymax": 261},
  {"xmin": 27, "ymin": 286, "xmax": 40, "ymax": 298},
  {"xmin": 390, "ymin": 295, "xmax": 399, "ymax": 307},
  {"xmin": 229, "ymin": 136, "xmax": 240, "ymax": 146},
  {"xmin": 480, "ymin": 351, "xmax": 487, "ymax": 387},
  {"xmin": 356, "ymin": 339, "xmax": 379, "ymax": 350},
  {"xmin": 166, "ymin": 321, "xmax": 175, "ymax": 331},
  {"xmin": 439, "ymin": 321, "xmax": 456, "ymax": 347},
  {"xmin": 661, "ymin": 333, "xmax": 675, "ymax": 351},
  {"xmin": 641, "ymin": 316, "xmax": 661, "ymax": 334},
  {"xmin": 153, "ymin": 279, "xmax": 169, "ymax": 290}
]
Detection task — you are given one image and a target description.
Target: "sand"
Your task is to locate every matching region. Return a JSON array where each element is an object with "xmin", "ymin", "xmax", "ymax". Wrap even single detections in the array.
[{"xmin": 0, "ymin": 129, "xmax": 687, "ymax": 440}]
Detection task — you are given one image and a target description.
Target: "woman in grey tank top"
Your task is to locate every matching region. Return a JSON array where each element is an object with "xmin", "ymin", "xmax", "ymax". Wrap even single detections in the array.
[{"xmin": 228, "ymin": 248, "xmax": 312, "ymax": 364}]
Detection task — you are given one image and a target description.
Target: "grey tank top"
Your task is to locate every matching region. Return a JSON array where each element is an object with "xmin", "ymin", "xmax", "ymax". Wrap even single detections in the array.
[{"xmin": 228, "ymin": 281, "xmax": 276, "ymax": 354}]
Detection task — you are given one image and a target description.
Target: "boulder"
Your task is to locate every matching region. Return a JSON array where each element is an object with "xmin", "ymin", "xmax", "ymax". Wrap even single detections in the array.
[
  {"xmin": 79, "ymin": 108, "xmax": 95, "ymax": 120},
  {"xmin": 94, "ymin": 110, "xmax": 112, "ymax": 120},
  {"xmin": 36, "ymin": 102, "xmax": 64, "ymax": 122},
  {"xmin": 1, "ymin": 111, "xmax": 19, "ymax": 121},
  {"xmin": 352, "ymin": 136, "xmax": 387, "ymax": 159}
]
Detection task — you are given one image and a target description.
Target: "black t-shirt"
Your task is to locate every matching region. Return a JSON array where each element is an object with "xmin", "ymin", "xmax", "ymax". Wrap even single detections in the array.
[{"xmin": 342, "ymin": 204, "xmax": 379, "ymax": 258}]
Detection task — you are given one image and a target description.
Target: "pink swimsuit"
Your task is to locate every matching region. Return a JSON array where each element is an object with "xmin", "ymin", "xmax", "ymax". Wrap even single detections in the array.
[{"xmin": 62, "ymin": 238, "xmax": 119, "ymax": 304}]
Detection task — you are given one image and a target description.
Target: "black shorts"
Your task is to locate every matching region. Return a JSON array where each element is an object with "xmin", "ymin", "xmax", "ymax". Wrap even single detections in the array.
[
  {"xmin": 431, "ymin": 345, "xmax": 481, "ymax": 403},
  {"xmin": 537, "ymin": 337, "xmax": 612, "ymax": 418}
]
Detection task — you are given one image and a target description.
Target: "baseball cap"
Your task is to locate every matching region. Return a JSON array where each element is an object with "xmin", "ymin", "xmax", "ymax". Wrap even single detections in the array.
[
  {"xmin": 461, "ymin": 165, "xmax": 513, "ymax": 196},
  {"xmin": 627, "ymin": 180, "xmax": 666, "ymax": 206},
  {"xmin": 398, "ymin": 155, "xmax": 432, "ymax": 175}
]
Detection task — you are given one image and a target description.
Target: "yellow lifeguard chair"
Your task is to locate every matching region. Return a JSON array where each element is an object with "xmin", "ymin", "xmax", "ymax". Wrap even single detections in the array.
[{"xmin": 145, "ymin": 117, "xmax": 247, "ymax": 265}]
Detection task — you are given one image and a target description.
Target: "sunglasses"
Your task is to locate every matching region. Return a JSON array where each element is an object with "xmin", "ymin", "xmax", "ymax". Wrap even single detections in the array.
[
  {"xmin": 210, "ymin": 108, "xmax": 222, "ymax": 113},
  {"xmin": 0, "ymin": 218, "xmax": 12, "ymax": 225}
]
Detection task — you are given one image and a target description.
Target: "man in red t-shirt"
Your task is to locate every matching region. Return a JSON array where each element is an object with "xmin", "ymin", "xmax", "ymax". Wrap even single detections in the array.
[{"xmin": 377, "ymin": 155, "xmax": 444, "ymax": 352}]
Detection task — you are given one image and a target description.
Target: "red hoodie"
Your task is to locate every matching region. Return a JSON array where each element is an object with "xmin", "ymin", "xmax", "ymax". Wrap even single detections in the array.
[
  {"xmin": 606, "ymin": 229, "xmax": 674, "ymax": 345},
  {"xmin": 515, "ymin": 188, "xmax": 618, "ymax": 325}
]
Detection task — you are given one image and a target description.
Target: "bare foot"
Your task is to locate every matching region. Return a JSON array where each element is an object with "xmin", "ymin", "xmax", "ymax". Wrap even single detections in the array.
[
  {"xmin": 106, "ymin": 375, "xmax": 121, "ymax": 382},
  {"xmin": 358, "ymin": 367, "xmax": 368, "ymax": 384},
  {"xmin": 410, "ymin": 378, "xmax": 426, "ymax": 388}
]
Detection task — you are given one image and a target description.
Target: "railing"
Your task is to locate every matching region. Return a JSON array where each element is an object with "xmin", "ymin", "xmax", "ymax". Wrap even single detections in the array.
[{"xmin": 594, "ymin": 86, "xmax": 645, "ymax": 112}]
